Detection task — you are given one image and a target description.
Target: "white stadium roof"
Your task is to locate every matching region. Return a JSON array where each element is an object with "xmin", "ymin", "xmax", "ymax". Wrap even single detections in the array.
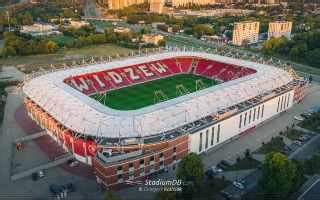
[{"xmin": 23, "ymin": 52, "xmax": 293, "ymax": 138}]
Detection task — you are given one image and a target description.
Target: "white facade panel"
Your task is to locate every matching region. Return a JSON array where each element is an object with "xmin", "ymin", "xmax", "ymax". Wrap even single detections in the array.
[{"xmin": 189, "ymin": 90, "xmax": 294, "ymax": 154}]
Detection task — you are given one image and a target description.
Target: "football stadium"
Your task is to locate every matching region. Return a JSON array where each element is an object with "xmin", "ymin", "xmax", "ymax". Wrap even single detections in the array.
[{"xmin": 22, "ymin": 51, "xmax": 308, "ymax": 188}]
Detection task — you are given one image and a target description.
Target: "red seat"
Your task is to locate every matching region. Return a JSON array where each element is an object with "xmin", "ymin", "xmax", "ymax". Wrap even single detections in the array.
[{"xmin": 64, "ymin": 57, "xmax": 257, "ymax": 95}]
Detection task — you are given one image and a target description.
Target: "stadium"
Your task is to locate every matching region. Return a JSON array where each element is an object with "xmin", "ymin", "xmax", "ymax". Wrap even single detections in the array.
[{"xmin": 22, "ymin": 51, "xmax": 308, "ymax": 188}]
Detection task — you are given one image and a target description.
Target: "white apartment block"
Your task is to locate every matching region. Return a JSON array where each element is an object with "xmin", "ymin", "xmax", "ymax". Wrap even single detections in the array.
[
  {"xmin": 232, "ymin": 21, "xmax": 260, "ymax": 46},
  {"xmin": 268, "ymin": 21, "xmax": 292, "ymax": 39},
  {"xmin": 149, "ymin": 0, "xmax": 164, "ymax": 13}
]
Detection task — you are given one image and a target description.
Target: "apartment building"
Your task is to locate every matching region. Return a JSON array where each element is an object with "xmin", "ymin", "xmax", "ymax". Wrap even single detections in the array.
[
  {"xmin": 268, "ymin": 21, "xmax": 292, "ymax": 39},
  {"xmin": 232, "ymin": 21, "xmax": 260, "ymax": 46}
]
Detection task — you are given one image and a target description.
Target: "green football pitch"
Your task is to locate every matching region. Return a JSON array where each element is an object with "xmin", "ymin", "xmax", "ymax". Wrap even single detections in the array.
[{"xmin": 91, "ymin": 74, "xmax": 218, "ymax": 110}]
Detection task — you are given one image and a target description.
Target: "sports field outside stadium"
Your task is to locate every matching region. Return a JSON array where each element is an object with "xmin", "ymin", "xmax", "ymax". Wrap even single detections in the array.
[{"xmin": 91, "ymin": 74, "xmax": 218, "ymax": 110}]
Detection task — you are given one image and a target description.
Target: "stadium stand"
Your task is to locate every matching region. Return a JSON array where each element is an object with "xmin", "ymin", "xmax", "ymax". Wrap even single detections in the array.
[{"xmin": 65, "ymin": 57, "xmax": 257, "ymax": 96}]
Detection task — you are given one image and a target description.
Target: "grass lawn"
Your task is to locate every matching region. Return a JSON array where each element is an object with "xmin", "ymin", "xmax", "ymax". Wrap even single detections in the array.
[
  {"xmin": 256, "ymin": 136, "xmax": 285, "ymax": 154},
  {"xmin": 0, "ymin": 44, "xmax": 136, "ymax": 73},
  {"xmin": 92, "ymin": 74, "xmax": 217, "ymax": 110},
  {"xmin": 225, "ymin": 157, "xmax": 260, "ymax": 171}
]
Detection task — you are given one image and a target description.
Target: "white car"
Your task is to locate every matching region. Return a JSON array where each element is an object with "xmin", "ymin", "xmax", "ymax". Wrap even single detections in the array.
[
  {"xmin": 211, "ymin": 166, "xmax": 223, "ymax": 173},
  {"xmin": 38, "ymin": 170, "xmax": 45, "ymax": 178},
  {"xmin": 294, "ymin": 116, "xmax": 305, "ymax": 121},
  {"xmin": 233, "ymin": 181, "xmax": 244, "ymax": 189}
]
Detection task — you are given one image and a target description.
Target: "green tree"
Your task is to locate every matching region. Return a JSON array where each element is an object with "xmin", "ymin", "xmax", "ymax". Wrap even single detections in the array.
[
  {"xmin": 105, "ymin": 191, "xmax": 122, "ymax": 200},
  {"xmin": 259, "ymin": 152, "xmax": 298, "ymax": 200},
  {"xmin": 192, "ymin": 24, "xmax": 214, "ymax": 38},
  {"xmin": 22, "ymin": 12, "xmax": 33, "ymax": 25},
  {"xmin": 155, "ymin": 188, "xmax": 176, "ymax": 200},
  {"xmin": 105, "ymin": 28, "xmax": 117, "ymax": 42},
  {"xmin": 303, "ymin": 154, "xmax": 320, "ymax": 174},
  {"xmin": 158, "ymin": 39, "xmax": 166, "ymax": 47},
  {"xmin": 176, "ymin": 153, "xmax": 204, "ymax": 197},
  {"xmin": 306, "ymin": 48, "xmax": 320, "ymax": 68},
  {"xmin": 45, "ymin": 41, "xmax": 58, "ymax": 53}
]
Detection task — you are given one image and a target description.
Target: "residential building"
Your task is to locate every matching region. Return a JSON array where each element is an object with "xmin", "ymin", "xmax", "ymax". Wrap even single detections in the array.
[
  {"xmin": 149, "ymin": 0, "xmax": 164, "ymax": 13},
  {"xmin": 268, "ymin": 21, "xmax": 292, "ymax": 39},
  {"xmin": 232, "ymin": 21, "xmax": 260, "ymax": 46},
  {"xmin": 142, "ymin": 34, "xmax": 164, "ymax": 45}
]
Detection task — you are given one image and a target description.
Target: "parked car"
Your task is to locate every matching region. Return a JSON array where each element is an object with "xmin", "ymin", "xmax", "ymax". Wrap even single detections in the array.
[
  {"xmin": 282, "ymin": 145, "xmax": 291, "ymax": 155},
  {"xmin": 304, "ymin": 134, "xmax": 312, "ymax": 140},
  {"xmin": 301, "ymin": 112, "xmax": 313, "ymax": 118},
  {"xmin": 298, "ymin": 135, "xmax": 308, "ymax": 142},
  {"xmin": 221, "ymin": 160, "xmax": 232, "ymax": 167},
  {"xmin": 67, "ymin": 159, "xmax": 79, "ymax": 167},
  {"xmin": 65, "ymin": 182, "xmax": 75, "ymax": 193},
  {"xmin": 294, "ymin": 116, "xmax": 305, "ymax": 121},
  {"xmin": 293, "ymin": 140, "xmax": 303, "ymax": 146},
  {"xmin": 49, "ymin": 184, "xmax": 63, "ymax": 196},
  {"xmin": 211, "ymin": 166, "xmax": 223, "ymax": 174},
  {"xmin": 205, "ymin": 169, "xmax": 214, "ymax": 178},
  {"xmin": 233, "ymin": 181, "xmax": 245, "ymax": 189},
  {"xmin": 49, "ymin": 183, "xmax": 75, "ymax": 198},
  {"xmin": 217, "ymin": 163, "xmax": 228, "ymax": 170},
  {"xmin": 220, "ymin": 191, "xmax": 233, "ymax": 200},
  {"xmin": 284, "ymin": 145, "xmax": 292, "ymax": 151},
  {"xmin": 31, "ymin": 170, "xmax": 45, "ymax": 181}
]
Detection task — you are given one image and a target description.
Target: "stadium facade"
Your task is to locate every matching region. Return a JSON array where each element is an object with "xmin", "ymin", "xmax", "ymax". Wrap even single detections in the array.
[{"xmin": 23, "ymin": 51, "xmax": 308, "ymax": 188}]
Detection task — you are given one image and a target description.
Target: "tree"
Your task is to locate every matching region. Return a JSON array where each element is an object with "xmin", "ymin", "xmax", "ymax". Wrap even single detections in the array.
[
  {"xmin": 158, "ymin": 39, "xmax": 166, "ymax": 47},
  {"xmin": 176, "ymin": 153, "xmax": 204, "ymax": 197},
  {"xmin": 105, "ymin": 191, "xmax": 122, "ymax": 200},
  {"xmin": 259, "ymin": 152, "xmax": 298, "ymax": 200},
  {"xmin": 45, "ymin": 41, "xmax": 58, "ymax": 54},
  {"xmin": 22, "ymin": 12, "xmax": 33, "ymax": 25},
  {"xmin": 192, "ymin": 24, "xmax": 214, "ymax": 38},
  {"xmin": 156, "ymin": 188, "xmax": 176, "ymax": 200},
  {"xmin": 303, "ymin": 154, "xmax": 320, "ymax": 174},
  {"xmin": 306, "ymin": 48, "xmax": 320, "ymax": 68}
]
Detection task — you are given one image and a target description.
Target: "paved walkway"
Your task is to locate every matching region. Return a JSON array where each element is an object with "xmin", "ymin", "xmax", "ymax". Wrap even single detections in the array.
[
  {"xmin": 11, "ymin": 153, "xmax": 73, "ymax": 181},
  {"xmin": 14, "ymin": 131, "xmax": 46, "ymax": 143},
  {"xmin": 0, "ymin": 66, "xmax": 24, "ymax": 81}
]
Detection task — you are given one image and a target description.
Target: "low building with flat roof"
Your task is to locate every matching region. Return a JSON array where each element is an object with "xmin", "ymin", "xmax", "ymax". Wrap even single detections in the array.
[
  {"xmin": 142, "ymin": 34, "xmax": 164, "ymax": 45},
  {"xmin": 20, "ymin": 23, "xmax": 61, "ymax": 37},
  {"xmin": 114, "ymin": 27, "xmax": 131, "ymax": 33},
  {"xmin": 69, "ymin": 20, "xmax": 90, "ymax": 29}
]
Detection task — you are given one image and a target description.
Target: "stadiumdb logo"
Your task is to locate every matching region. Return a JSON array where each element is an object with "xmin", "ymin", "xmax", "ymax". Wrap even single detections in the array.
[{"xmin": 145, "ymin": 179, "xmax": 183, "ymax": 186}]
